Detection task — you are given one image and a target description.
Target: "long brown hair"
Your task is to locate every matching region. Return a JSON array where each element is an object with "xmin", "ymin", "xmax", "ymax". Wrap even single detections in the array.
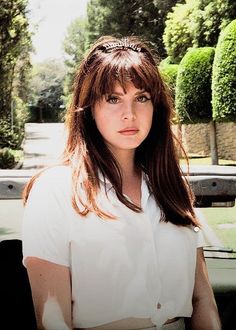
[{"xmin": 23, "ymin": 35, "xmax": 199, "ymax": 226}]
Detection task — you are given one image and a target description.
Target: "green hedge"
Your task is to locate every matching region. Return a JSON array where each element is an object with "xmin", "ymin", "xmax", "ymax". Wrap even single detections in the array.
[
  {"xmin": 176, "ymin": 47, "xmax": 215, "ymax": 124},
  {"xmin": 0, "ymin": 119, "xmax": 23, "ymax": 149},
  {"xmin": 212, "ymin": 19, "xmax": 236, "ymax": 122},
  {"xmin": 0, "ymin": 148, "xmax": 16, "ymax": 169},
  {"xmin": 159, "ymin": 60, "xmax": 179, "ymax": 99}
]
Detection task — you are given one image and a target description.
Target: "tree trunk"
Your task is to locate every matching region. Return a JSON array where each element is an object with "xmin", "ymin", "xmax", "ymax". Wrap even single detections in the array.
[
  {"xmin": 209, "ymin": 120, "xmax": 219, "ymax": 165},
  {"xmin": 177, "ymin": 123, "xmax": 183, "ymax": 158},
  {"xmin": 39, "ymin": 104, "xmax": 43, "ymax": 123}
]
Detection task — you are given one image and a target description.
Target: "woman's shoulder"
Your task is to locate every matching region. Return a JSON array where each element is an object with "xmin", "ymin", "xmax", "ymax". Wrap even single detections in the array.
[
  {"xmin": 37, "ymin": 165, "xmax": 71, "ymax": 180},
  {"xmin": 31, "ymin": 165, "xmax": 72, "ymax": 191}
]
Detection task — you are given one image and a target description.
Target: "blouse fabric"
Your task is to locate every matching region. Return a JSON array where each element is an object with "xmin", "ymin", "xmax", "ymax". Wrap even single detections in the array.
[{"xmin": 22, "ymin": 165, "xmax": 204, "ymax": 328}]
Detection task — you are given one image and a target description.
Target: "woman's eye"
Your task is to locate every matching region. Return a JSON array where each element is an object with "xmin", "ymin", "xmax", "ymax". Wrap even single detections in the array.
[
  {"xmin": 106, "ymin": 96, "xmax": 119, "ymax": 104},
  {"xmin": 137, "ymin": 95, "xmax": 151, "ymax": 103}
]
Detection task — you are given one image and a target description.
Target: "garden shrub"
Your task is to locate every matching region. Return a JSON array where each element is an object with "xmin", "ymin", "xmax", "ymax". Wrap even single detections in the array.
[
  {"xmin": 159, "ymin": 61, "xmax": 179, "ymax": 99},
  {"xmin": 0, "ymin": 119, "xmax": 24, "ymax": 149},
  {"xmin": 13, "ymin": 96, "xmax": 30, "ymax": 129},
  {"xmin": 0, "ymin": 148, "xmax": 16, "ymax": 169},
  {"xmin": 212, "ymin": 19, "xmax": 236, "ymax": 122},
  {"xmin": 176, "ymin": 47, "xmax": 215, "ymax": 124}
]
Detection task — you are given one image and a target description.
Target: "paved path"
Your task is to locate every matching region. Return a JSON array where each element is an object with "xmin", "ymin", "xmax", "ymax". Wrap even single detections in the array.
[
  {"xmin": 1, "ymin": 123, "xmax": 67, "ymax": 240},
  {"xmin": 21, "ymin": 122, "xmax": 67, "ymax": 169}
]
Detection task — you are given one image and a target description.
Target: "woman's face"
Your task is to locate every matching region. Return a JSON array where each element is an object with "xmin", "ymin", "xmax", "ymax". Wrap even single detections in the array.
[{"xmin": 93, "ymin": 82, "xmax": 153, "ymax": 158}]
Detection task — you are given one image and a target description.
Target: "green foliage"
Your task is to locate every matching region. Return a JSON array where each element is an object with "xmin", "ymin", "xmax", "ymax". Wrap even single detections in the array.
[
  {"xmin": 0, "ymin": 0, "xmax": 32, "ymax": 121},
  {"xmin": 0, "ymin": 119, "xmax": 24, "ymax": 149},
  {"xmin": 63, "ymin": 17, "xmax": 88, "ymax": 101},
  {"xmin": 176, "ymin": 47, "xmax": 215, "ymax": 124},
  {"xmin": 212, "ymin": 19, "xmax": 236, "ymax": 122},
  {"xmin": 87, "ymin": 0, "xmax": 111, "ymax": 44},
  {"xmin": 63, "ymin": 0, "xmax": 182, "ymax": 96},
  {"xmin": 87, "ymin": 0, "xmax": 182, "ymax": 58},
  {"xmin": 28, "ymin": 60, "xmax": 66, "ymax": 122},
  {"xmin": 159, "ymin": 61, "xmax": 179, "ymax": 99},
  {"xmin": 194, "ymin": 0, "xmax": 236, "ymax": 47},
  {"xmin": 163, "ymin": 0, "xmax": 236, "ymax": 63},
  {"xmin": 153, "ymin": 0, "xmax": 184, "ymax": 10},
  {"xmin": 12, "ymin": 46, "xmax": 32, "ymax": 103},
  {"xmin": 163, "ymin": 0, "xmax": 196, "ymax": 63},
  {"xmin": 12, "ymin": 96, "xmax": 30, "ymax": 129},
  {"xmin": 0, "ymin": 148, "xmax": 16, "ymax": 169}
]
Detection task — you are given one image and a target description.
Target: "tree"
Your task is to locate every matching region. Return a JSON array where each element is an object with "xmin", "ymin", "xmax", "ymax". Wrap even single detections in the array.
[
  {"xmin": 163, "ymin": 0, "xmax": 236, "ymax": 63},
  {"xmin": 194, "ymin": 0, "xmax": 236, "ymax": 47},
  {"xmin": 63, "ymin": 17, "xmax": 88, "ymax": 100},
  {"xmin": 87, "ymin": 0, "xmax": 182, "ymax": 57},
  {"xmin": 63, "ymin": 0, "xmax": 182, "ymax": 98},
  {"xmin": 28, "ymin": 60, "xmax": 66, "ymax": 122},
  {"xmin": 0, "ymin": 0, "xmax": 32, "ymax": 156},
  {"xmin": 212, "ymin": 19, "xmax": 236, "ymax": 122},
  {"xmin": 163, "ymin": 0, "xmax": 197, "ymax": 63},
  {"xmin": 176, "ymin": 47, "xmax": 218, "ymax": 164},
  {"xmin": 87, "ymin": 0, "xmax": 110, "ymax": 45},
  {"xmin": 12, "ymin": 42, "xmax": 32, "ymax": 128},
  {"xmin": 0, "ymin": 0, "xmax": 31, "ymax": 122},
  {"xmin": 152, "ymin": 0, "xmax": 184, "ymax": 55}
]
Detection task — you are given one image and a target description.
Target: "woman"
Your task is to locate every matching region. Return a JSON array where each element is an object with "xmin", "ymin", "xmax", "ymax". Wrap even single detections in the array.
[{"xmin": 22, "ymin": 36, "xmax": 221, "ymax": 330}]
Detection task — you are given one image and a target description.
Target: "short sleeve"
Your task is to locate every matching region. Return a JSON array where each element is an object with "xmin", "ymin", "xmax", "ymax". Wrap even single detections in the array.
[
  {"xmin": 196, "ymin": 228, "xmax": 205, "ymax": 247},
  {"xmin": 22, "ymin": 167, "xmax": 71, "ymax": 267},
  {"xmin": 194, "ymin": 208, "xmax": 208, "ymax": 248}
]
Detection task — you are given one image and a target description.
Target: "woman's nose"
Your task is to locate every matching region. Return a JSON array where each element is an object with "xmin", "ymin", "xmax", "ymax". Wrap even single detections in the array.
[{"xmin": 122, "ymin": 102, "xmax": 136, "ymax": 120}]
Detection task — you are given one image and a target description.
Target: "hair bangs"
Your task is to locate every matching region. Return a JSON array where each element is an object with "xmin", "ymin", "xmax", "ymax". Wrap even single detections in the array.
[{"xmin": 90, "ymin": 50, "xmax": 158, "ymax": 101}]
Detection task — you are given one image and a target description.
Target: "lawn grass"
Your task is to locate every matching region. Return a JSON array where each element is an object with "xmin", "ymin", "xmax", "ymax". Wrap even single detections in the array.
[
  {"xmin": 201, "ymin": 206, "xmax": 236, "ymax": 250},
  {"xmin": 180, "ymin": 156, "xmax": 236, "ymax": 166}
]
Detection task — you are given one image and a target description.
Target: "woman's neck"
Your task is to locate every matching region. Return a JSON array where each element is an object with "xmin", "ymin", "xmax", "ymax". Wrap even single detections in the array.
[
  {"xmin": 111, "ymin": 149, "xmax": 142, "ymax": 207},
  {"xmin": 112, "ymin": 149, "xmax": 138, "ymax": 179}
]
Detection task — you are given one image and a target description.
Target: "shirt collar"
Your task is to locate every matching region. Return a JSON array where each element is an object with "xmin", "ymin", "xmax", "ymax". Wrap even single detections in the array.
[{"xmin": 98, "ymin": 170, "xmax": 151, "ymax": 209}]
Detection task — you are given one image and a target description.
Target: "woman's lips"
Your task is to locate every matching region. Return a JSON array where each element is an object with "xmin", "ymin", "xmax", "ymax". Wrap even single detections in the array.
[{"xmin": 118, "ymin": 128, "xmax": 139, "ymax": 135}]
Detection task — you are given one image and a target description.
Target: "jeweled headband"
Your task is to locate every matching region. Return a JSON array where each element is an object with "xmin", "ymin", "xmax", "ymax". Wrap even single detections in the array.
[{"xmin": 101, "ymin": 38, "xmax": 141, "ymax": 53}]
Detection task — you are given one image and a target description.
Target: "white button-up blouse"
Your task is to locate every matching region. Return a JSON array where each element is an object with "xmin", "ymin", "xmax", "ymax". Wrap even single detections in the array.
[{"xmin": 22, "ymin": 165, "xmax": 204, "ymax": 328}]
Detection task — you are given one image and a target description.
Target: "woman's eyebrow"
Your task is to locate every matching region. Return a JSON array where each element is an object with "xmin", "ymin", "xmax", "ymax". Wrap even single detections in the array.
[
  {"xmin": 135, "ymin": 90, "xmax": 149, "ymax": 95},
  {"xmin": 107, "ymin": 91, "xmax": 124, "ymax": 96},
  {"xmin": 106, "ymin": 89, "xmax": 149, "ymax": 96}
]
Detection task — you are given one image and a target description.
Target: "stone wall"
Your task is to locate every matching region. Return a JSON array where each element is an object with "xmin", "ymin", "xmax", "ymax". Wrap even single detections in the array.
[
  {"xmin": 173, "ymin": 122, "xmax": 236, "ymax": 160},
  {"xmin": 216, "ymin": 122, "xmax": 236, "ymax": 160}
]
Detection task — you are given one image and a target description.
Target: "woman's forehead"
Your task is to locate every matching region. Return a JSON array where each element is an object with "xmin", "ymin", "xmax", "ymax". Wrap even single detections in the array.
[
  {"xmin": 98, "ymin": 74, "xmax": 149, "ymax": 95},
  {"xmin": 105, "ymin": 81, "xmax": 148, "ymax": 94}
]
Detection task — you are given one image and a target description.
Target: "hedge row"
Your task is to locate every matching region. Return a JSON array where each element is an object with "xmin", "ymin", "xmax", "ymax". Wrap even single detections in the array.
[
  {"xmin": 160, "ymin": 19, "xmax": 236, "ymax": 124},
  {"xmin": 176, "ymin": 47, "xmax": 215, "ymax": 124},
  {"xmin": 212, "ymin": 19, "xmax": 236, "ymax": 122}
]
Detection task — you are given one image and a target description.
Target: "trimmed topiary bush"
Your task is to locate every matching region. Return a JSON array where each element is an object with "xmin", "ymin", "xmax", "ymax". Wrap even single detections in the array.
[
  {"xmin": 176, "ymin": 47, "xmax": 215, "ymax": 124},
  {"xmin": 212, "ymin": 19, "xmax": 236, "ymax": 122},
  {"xmin": 159, "ymin": 61, "xmax": 179, "ymax": 99}
]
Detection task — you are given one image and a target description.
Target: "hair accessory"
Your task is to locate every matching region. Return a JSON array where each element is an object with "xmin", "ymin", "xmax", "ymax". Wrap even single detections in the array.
[{"xmin": 102, "ymin": 39, "xmax": 141, "ymax": 53}]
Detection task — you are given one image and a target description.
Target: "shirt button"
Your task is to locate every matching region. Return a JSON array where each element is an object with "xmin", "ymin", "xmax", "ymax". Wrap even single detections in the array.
[{"xmin": 157, "ymin": 302, "xmax": 161, "ymax": 309}]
